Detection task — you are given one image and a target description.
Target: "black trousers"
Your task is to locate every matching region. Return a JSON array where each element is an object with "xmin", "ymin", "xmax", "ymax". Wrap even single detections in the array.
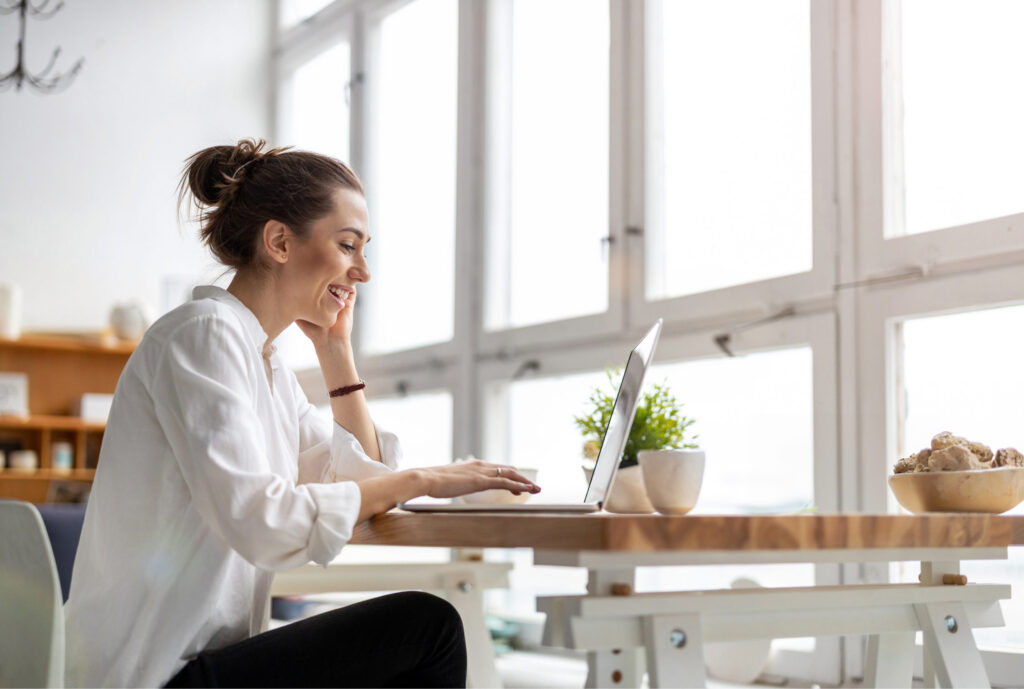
[{"xmin": 164, "ymin": 591, "xmax": 467, "ymax": 688}]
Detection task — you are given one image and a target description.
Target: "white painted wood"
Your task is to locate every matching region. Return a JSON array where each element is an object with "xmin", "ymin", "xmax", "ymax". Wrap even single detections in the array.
[
  {"xmin": 544, "ymin": 583, "xmax": 1010, "ymax": 620},
  {"xmin": 271, "ymin": 561, "xmax": 512, "ymax": 596},
  {"xmin": 583, "ymin": 568, "xmax": 644, "ymax": 689},
  {"xmin": 864, "ymin": 632, "xmax": 915, "ymax": 688},
  {"xmin": 915, "ymin": 602, "xmax": 991, "ymax": 689},
  {"xmin": 555, "ymin": 599, "xmax": 1005, "ymax": 651},
  {"xmin": 533, "ymin": 547, "xmax": 1008, "ymax": 568},
  {"xmin": 643, "ymin": 613, "xmax": 706, "ymax": 688},
  {"xmin": 443, "ymin": 571, "xmax": 503, "ymax": 689}
]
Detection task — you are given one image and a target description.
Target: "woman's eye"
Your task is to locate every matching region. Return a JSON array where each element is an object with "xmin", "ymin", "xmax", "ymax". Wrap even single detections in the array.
[{"xmin": 339, "ymin": 244, "xmax": 356, "ymax": 253}]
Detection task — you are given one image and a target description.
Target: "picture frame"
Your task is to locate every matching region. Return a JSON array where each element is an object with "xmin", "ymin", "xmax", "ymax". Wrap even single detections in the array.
[{"xmin": 0, "ymin": 371, "xmax": 28, "ymax": 416}]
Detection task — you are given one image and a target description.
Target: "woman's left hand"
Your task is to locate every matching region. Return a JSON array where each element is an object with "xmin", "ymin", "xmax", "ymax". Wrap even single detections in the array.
[{"xmin": 296, "ymin": 288, "xmax": 357, "ymax": 352}]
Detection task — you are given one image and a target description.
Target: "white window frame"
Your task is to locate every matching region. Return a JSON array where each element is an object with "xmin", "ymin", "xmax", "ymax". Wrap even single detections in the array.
[
  {"xmin": 475, "ymin": 0, "xmax": 628, "ymax": 353},
  {"xmin": 629, "ymin": 0, "xmax": 838, "ymax": 333},
  {"xmin": 853, "ymin": 0, "xmax": 1024, "ymax": 283}
]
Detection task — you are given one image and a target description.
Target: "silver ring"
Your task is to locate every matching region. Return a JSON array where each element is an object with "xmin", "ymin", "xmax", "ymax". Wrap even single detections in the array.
[{"xmin": 496, "ymin": 467, "xmax": 502, "ymax": 478}]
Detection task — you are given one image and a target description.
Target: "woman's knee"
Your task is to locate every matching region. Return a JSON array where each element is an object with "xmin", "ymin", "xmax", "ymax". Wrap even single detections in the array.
[{"xmin": 390, "ymin": 591, "xmax": 465, "ymax": 639}]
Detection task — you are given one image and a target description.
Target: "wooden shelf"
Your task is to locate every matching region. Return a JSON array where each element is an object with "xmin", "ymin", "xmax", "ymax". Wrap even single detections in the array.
[
  {"xmin": 0, "ymin": 468, "xmax": 95, "ymax": 481},
  {"xmin": 0, "ymin": 414, "xmax": 106, "ymax": 431},
  {"xmin": 0, "ymin": 332, "xmax": 137, "ymax": 355},
  {"xmin": 0, "ymin": 333, "xmax": 131, "ymax": 502}
]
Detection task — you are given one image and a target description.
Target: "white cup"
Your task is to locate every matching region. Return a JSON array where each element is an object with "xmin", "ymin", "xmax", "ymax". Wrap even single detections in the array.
[
  {"xmin": 0, "ymin": 283, "xmax": 22, "ymax": 339},
  {"xmin": 9, "ymin": 449, "xmax": 38, "ymax": 472},
  {"xmin": 638, "ymin": 449, "xmax": 705, "ymax": 515}
]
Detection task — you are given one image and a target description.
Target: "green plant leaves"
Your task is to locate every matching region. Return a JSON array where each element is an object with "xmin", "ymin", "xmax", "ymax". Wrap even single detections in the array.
[{"xmin": 573, "ymin": 366, "xmax": 698, "ymax": 467}]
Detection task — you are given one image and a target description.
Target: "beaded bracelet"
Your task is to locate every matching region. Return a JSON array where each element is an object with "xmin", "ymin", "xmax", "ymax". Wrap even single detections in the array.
[{"xmin": 329, "ymin": 380, "xmax": 366, "ymax": 398}]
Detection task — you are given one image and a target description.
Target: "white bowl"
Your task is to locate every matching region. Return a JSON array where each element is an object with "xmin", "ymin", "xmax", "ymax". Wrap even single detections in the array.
[
  {"xmin": 888, "ymin": 466, "xmax": 1024, "ymax": 514},
  {"xmin": 456, "ymin": 467, "xmax": 539, "ymax": 505}
]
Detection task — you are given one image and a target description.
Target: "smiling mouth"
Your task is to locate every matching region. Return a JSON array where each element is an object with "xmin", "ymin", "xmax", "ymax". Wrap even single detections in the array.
[{"xmin": 327, "ymin": 284, "xmax": 355, "ymax": 307}]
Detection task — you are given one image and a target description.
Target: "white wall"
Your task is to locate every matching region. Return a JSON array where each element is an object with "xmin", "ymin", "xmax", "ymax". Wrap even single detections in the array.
[{"xmin": 0, "ymin": 0, "xmax": 273, "ymax": 331}]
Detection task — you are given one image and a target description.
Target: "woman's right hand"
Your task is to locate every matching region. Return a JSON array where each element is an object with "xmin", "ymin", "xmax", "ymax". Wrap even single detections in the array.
[
  {"xmin": 418, "ymin": 460, "xmax": 540, "ymax": 499},
  {"xmin": 356, "ymin": 461, "xmax": 541, "ymax": 523}
]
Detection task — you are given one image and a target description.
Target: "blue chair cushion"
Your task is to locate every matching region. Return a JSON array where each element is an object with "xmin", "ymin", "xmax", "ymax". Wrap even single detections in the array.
[{"xmin": 36, "ymin": 503, "xmax": 86, "ymax": 603}]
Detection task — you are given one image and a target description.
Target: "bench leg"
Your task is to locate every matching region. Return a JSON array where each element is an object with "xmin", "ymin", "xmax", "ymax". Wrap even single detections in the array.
[
  {"xmin": 643, "ymin": 613, "xmax": 705, "ymax": 689},
  {"xmin": 864, "ymin": 632, "xmax": 914, "ymax": 688},
  {"xmin": 443, "ymin": 572, "xmax": 502, "ymax": 689},
  {"xmin": 584, "ymin": 568, "xmax": 643, "ymax": 689},
  {"xmin": 914, "ymin": 602, "xmax": 989, "ymax": 689}
]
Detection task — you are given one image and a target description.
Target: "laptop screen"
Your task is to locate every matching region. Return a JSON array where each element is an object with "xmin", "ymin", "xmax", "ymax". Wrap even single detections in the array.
[{"xmin": 583, "ymin": 320, "xmax": 662, "ymax": 505}]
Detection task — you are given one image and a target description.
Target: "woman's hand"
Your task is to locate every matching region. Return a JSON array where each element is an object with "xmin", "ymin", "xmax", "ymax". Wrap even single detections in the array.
[
  {"xmin": 295, "ymin": 288, "xmax": 357, "ymax": 352},
  {"xmin": 355, "ymin": 461, "xmax": 541, "ymax": 522},
  {"xmin": 418, "ymin": 460, "xmax": 541, "ymax": 499}
]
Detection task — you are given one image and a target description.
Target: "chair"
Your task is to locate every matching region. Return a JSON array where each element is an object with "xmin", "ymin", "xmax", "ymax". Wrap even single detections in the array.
[{"xmin": 0, "ymin": 500, "xmax": 65, "ymax": 688}]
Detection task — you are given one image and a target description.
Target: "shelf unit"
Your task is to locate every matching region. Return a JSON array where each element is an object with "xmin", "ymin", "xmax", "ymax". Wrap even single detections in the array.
[{"xmin": 0, "ymin": 333, "xmax": 135, "ymax": 502}]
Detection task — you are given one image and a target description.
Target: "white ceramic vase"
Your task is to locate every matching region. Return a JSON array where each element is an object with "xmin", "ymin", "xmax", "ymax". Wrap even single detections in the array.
[
  {"xmin": 582, "ymin": 463, "xmax": 655, "ymax": 514},
  {"xmin": 638, "ymin": 448, "xmax": 706, "ymax": 515}
]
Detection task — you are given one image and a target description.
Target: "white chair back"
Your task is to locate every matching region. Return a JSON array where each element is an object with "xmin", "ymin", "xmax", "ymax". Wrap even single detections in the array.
[{"xmin": 0, "ymin": 500, "xmax": 65, "ymax": 688}]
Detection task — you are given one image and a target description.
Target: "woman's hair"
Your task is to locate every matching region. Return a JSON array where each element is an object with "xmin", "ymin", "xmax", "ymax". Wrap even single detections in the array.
[{"xmin": 178, "ymin": 138, "xmax": 364, "ymax": 270}]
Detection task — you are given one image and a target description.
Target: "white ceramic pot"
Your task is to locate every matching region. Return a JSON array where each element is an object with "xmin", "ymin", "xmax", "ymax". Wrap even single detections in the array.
[
  {"xmin": 583, "ymin": 463, "xmax": 655, "ymax": 514},
  {"xmin": 638, "ymin": 448, "xmax": 705, "ymax": 515},
  {"xmin": 109, "ymin": 301, "xmax": 153, "ymax": 340}
]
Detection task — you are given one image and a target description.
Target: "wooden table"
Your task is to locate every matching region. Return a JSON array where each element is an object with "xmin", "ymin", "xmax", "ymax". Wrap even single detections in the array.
[{"xmin": 346, "ymin": 512, "xmax": 1024, "ymax": 688}]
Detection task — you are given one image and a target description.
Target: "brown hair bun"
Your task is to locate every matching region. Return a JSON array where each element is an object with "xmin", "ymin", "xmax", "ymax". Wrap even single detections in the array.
[{"xmin": 178, "ymin": 138, "xmax": 364, "ymax": 270}]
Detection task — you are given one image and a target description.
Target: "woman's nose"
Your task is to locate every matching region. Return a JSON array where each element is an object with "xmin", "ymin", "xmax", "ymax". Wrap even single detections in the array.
[{"xmin": 350, "ymin": 259, "xmax": 370, "ymax": 283}]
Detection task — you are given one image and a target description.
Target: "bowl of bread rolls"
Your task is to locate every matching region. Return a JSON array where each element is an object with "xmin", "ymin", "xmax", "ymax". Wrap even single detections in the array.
[{"xmin": 889, "ymin": 432, "xmax": 1024, "ymax": 514}]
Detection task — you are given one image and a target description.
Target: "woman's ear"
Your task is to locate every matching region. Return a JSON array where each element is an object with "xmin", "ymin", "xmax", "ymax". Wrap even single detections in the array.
[{"xmin": 262, "ymin": 220, "xmax": 291, "ymax": 264}]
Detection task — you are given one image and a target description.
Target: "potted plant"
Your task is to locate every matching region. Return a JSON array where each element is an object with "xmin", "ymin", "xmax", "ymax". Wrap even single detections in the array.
[{"xmin": 574, "ymin": 368, "xmax": 698, "ymax": 513}]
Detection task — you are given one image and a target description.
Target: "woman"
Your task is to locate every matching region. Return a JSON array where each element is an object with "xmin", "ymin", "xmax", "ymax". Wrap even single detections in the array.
[{"xmin": 63, "ymin": 139, "xmax": 540, "ymax": 688}]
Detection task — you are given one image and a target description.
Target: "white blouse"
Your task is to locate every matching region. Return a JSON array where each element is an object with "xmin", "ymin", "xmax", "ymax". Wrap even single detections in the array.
[{"xmin": 64, "ymin": 286, "xmax": 401, "ymax": 688}]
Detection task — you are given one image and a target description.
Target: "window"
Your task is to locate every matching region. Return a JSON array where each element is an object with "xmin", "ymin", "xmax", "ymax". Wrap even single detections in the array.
[
  {"xmin": 273, "ymin": 2, "xmax": 1024, "ymax": 682},
  {"xmin": 894, "ymin": 0, "xmax": 1024, "ymax": 235},
  {"xmin": 894, "ymin": 305, "xmax": 1024, "ymax": 649},
  {"xmin": 368, "ymin": 390, "xmax": 454, "ymax": 470},
  {"xmin": 282, "ymin": 41, "xmax": 351, "ymax": 163},
  {"xmin": 646, "ymin": 0, "xmax": 812, "ymax": 299},
  {"xmin": 652, "ymin": 347, "xmax": 814, "ymax": 514},
  {"xmin": 485, "ymin": 0, "xmax": 610, "ymax": 331},
  {"xmin": 361, "ymin": 0, "xmax": 458, "ymax": 355}
]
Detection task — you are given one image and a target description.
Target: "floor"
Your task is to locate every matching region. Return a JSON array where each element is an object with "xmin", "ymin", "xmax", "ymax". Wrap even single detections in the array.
[{"xmin": 494, "ymin": 650, "xmax": 797, "ymax": 688}]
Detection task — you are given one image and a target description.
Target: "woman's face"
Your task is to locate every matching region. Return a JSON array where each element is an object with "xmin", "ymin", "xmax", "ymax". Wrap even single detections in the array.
[{"xmin": 283, "ymin": 186, "xmax": 371, "ymax": 329}]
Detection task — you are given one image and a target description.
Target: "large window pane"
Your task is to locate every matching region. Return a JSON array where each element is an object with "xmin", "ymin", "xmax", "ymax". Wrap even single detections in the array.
[
  {"xmin": 648, "ymin": 0, "xmax": 812, "ymax": 299},
  {"xmin": 896, "ymin": 305, "xmax": 1024, "ymax": 649},
  {"xmin": 898, "ymin": 1, "xmax": 1024, "ymax": 235},
  {"xmin": 485, "ymin": 0, "xmax": 610, "ymax": 331},
  {"xmin": 286, "ymin": 41, "xmax": 350, "ymax": 163},
  {"xmin": 363, "ymin": 0, "xmax": 457, "ymax": 354}
]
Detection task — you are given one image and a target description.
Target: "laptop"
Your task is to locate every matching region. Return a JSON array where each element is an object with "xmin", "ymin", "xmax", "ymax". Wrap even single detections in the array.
[{"xmin": 400, "ymin": 319, "xmax": 663, "ymax": 513}]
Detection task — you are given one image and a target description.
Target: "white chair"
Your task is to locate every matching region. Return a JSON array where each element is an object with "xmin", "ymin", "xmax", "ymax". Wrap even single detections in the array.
[{"xmin": 0, "ymin": 500, "xmax": 65, "ymax": 688}]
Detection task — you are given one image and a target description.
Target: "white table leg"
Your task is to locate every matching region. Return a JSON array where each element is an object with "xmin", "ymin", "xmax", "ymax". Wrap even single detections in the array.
[
  {"xmin": 642, "ymin": 613, "xmax": 705, "ymax": 689},
  {"xmin": 584, "ymin": 568, "xmax": 644, "ymax": 689},
  {"xmin": 864, "ymin": 632, "xmax": 915, "ymax": 688},
  {"xmin": 443, "ymin": 571, "xmax": 502, "ymax": 689},
  {"xmin": 914, "ymin": 602, "xmax": 989, "ymax": 689}
]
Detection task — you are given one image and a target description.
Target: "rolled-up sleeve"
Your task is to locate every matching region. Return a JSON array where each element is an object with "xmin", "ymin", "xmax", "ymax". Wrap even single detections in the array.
[
  {"xmin": 150, "ymin": 315, "xmax": 360, "ymax": 570},
  {"xmin": 287, "ymin": 367, "xmax": 402, "ymax": 484}
]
